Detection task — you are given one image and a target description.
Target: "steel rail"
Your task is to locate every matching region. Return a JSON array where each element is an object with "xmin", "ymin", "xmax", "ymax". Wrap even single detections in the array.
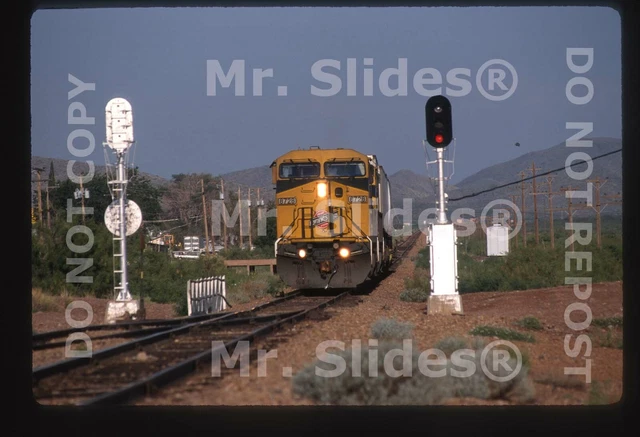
[
  {"xmin": 32, "ymin": 291, "xmax": 302, "ymax": 381},
  {"xmin": 78, "ymin": 291, "xmax": 348, "ymax": 405}
]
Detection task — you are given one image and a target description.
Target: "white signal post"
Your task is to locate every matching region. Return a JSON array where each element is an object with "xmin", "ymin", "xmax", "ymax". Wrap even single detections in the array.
[
  {"xmin": 424, "ymin": 96, "xmax": 462, "ymax": 315},
  {"xmin": 103, "ymin": 97, "xmax": 144, "ymax": 323}
]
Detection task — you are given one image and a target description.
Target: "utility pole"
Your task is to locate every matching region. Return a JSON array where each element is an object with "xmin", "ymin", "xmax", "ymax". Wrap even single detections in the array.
[
  {"xmin": 238, "ymin": 186, "xmax": 243, "ymax": 248},
  {"xmin": 558, "ymin": 185, "xmax": 591, "ymax": 252},
  {"xmin": 546, "ymin": 176, "xmax": 556, "ymax": 249},
  {"xmin": 531, "ymin": 175, "xmax": 556, "ymax": 249},
  {"xmin": 600, "ymin": 190, "xmax": 622, "ymax": 247},
  {"xmin": 509, "ymin": 193, "xmax": 519, "ymax": 249},
  {"xmin": 79, "ymin": 174, "xmax": 86, "ymax": 224},
  {"xmin": 257, "ymin": 187, "xmax": 262, "ymax": 227},
  {"xmin": 586, "ymin": 177, "xmax": 607, "ymax": 248},
  {"xmin": 201, "ymin": 179, "xmax": 210, "ymax": 256},
  {"xmin": 45, "ymin": 184, "xmax": 58, "ymax": 229},
  {"xmin": 528, "ymin": 162, "xmax": 542, "ymax": 245},
  {"xmin": 518, "ymin": 171, "xmax": 527, "ymax": 247},
  {"xmin": 220, "ymin": 178, "xmax": 227, "ymax": 250},
  {"xmin": 248, "ymin": 187, "xmax": 252, "ymax": 250}
]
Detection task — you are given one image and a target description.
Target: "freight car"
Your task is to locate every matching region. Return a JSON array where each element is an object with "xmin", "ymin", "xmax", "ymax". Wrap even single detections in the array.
[{"xmin": 271, "ymin": 146, "xmax": 393, "ymax": 289}]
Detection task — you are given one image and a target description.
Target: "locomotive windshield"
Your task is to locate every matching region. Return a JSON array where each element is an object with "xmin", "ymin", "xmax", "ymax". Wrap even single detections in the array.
[
  {"xmin": 324, "ymin": 161, "xmax": 366, "ymax": 177},
  {"xmin": 279, "ymin": 162, "xmax": 320, "ymax": 178}
]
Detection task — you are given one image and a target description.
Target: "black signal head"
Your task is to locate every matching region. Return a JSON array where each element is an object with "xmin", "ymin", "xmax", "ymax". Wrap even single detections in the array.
[{"xmin": 425, "ymin": 95, "xmax": 453, "ymax": 148}]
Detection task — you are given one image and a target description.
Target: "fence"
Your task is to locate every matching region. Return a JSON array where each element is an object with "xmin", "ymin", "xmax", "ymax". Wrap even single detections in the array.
[
  {"xmin": 186, "ymin": 276, "xmax": 228, "ymax": 316},
  {"xmin": 224, "ymin": 259, "xmax": 277, "ymax": 274}
]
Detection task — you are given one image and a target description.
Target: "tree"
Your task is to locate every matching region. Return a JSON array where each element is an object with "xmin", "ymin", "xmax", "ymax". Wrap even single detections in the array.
[
  {"xmin": 161, "ymin": 173, "xmax": 222, "ymax": 234},
  {"xmin": 126, "ymin": 167, "xmax": 164, "ymax": 222},
  {"xmin": 48, "ymin": 161, "xmax": 56, "ymax": 186}
]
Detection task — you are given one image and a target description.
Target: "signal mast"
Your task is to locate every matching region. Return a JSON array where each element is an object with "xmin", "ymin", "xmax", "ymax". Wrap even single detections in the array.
[
  {"xmin": 423, "ymin": 95, "xmax": 463, "ymax": 315},
  {"xmin": 103, "ymin": 97, "xmax": 144, "ymax": 322}
]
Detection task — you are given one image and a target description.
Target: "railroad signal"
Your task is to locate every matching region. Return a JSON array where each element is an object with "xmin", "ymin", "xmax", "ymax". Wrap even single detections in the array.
[{"xmin": 425, "ymin": 95, "xmax": 453, "ymax": 148}]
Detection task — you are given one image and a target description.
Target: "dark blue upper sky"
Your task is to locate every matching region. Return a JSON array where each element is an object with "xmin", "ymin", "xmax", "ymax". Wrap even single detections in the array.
[{"xmin": 31, "ymin": 6, "xmax": 621, "ymax": 184}]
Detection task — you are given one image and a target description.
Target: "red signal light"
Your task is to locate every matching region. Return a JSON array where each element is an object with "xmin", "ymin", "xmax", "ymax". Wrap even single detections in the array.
[{"xmin": 435, "ymin": 134, "xmax": 444, "ymax": 144}]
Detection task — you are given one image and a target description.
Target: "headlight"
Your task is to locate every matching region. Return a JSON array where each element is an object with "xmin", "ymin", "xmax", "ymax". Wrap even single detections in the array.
[
  {"xmin": 317, "ymin": 182, "xmax": 327, "ymax": 198},
  {"xmin": 298, "ymin": 248, "xmax": 307, "ymax": 258},
  {"xmin": 339, "ymin": 247, "xmax": 350, "ymax": 258}
]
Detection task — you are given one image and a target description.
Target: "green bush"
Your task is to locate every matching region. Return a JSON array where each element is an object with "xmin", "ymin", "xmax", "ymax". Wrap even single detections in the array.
[
  {"xmin": 399, "ymin": 288, "xmax": 429, "ymax": 303},
  {"xmin": 291, "ymin": 340, "xmax": 535, "ymax": 405},
  {"xmin": 514, "ymin": 316, "xmax": 544, "ymax": 331},
  {"xmin": 469, "ymin": 325, "xmax": 535, "ymax": 343},
  {"xmin": 434, "ymin": 337, "xmax": 469, "ymax": 356},
  {"xmin": 592, "ymin": 317, "xmax": 623, "ymax": 328},
  {"xmin": 370, "ymin": 318, "xmax": 414, "ymax": 341},
  {"xmin": 452, "ymin": 233, "xmax": 623, "ymax": 293},
  {"xmin": 403, "ymin": 268, "xmax": 431, "ymax": 292}
]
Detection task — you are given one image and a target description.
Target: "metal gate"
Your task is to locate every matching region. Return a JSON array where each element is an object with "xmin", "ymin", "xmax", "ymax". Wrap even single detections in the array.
[{"xmin": 186, "ymin": 276, "xmax": 227, "ymax": 316}]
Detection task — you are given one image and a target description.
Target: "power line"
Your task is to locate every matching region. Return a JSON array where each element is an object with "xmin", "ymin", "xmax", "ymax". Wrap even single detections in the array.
[{"xmin": 448, "ymin": 148, "xmax": 621, "ymax": 202}]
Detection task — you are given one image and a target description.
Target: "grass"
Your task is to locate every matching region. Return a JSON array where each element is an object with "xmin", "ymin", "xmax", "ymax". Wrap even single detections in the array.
[
  {"xmin": 399, "ymin": 289, "xmax": 429, "ymax": 303},
  {"xmin": 534, "ymin": 372, "xmax": 587, "ymax": 390},
  {"xmin": 417, "ymin": 229, "xmax": 623, "ymax": 293},
  {"xmin": 469, "ymin": 325, "xmax": 536, "ymax": 343},
  {"xmin": 513, "ymin": 316, "xmax": 543, "ymax": 331},
  {"xmin": 403, "ymin": 268, "xmax": 431, "ymax": 292},
  {"xmin": 592, "ymin": 317, "xmax": 622, "ymax": 328},
  {"xmin": 592, "ymin": 328, "xmax": 623, "ymax": 349},
  {"xmin": 588, "ymin": 381, "xmax": 617, "ymax": 405},
  {"xmin": 32, "ymin": 288, "xmax": 72, "ymax": 313}
]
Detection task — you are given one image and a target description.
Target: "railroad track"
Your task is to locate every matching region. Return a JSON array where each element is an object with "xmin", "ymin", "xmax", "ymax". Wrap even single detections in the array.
[
  {"xmin": 32, "ymin": 230, "xmax": 422, "ymax": 406},
  {"xmin": 32, "ymin": 311, "xmax": 237, "ymax": 351},
  {"xmin": 32, "ymin": 291, "xmax": 348, "ymax": 405},
  {"xmin": 390, "ymin": 230, "xmax": 422, "ymax": 270}
]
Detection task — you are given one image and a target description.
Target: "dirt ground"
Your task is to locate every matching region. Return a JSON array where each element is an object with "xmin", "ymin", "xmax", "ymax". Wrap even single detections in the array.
[{"xmin": 32, "ymin": 236, "xmax": 624, "ymax": 406}]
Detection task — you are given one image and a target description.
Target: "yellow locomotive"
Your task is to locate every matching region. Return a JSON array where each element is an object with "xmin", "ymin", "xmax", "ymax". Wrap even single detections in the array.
[{"xmin": 271, "ymin": 146, "xmax": 393, "ymax": 289}]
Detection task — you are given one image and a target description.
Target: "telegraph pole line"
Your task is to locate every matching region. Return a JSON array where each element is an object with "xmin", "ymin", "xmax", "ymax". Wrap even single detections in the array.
[
  {"xmin": 545, "ymin": 176, "xmax": 556, "ymax": 249},
  {"xmin": 532, "ymin": 175, "xmax": 556, "ymax": 249},
  {"xmin": 518, "ymin": 171, "xmax": 528, "ymax": 247},
  {"xmin": 586, "ymin": 177, "xmax": 607, "ymax": 248},
  {"xmin": 528, "ymin": 161, "xmax": 543, "ymax": 245},
  {"xmin": 220, "ymin": 178, "xmax": 227, "ymax": 250},
  {"xmin": 201, "ymin": 179, "xmax": 210, "ymax": 256},
  {"xmin": 248, "ymin": 187, "xmax": 252, "ymax": 250},
  {"xmin": 558, "ymin": 185, "xmax": 591, "ymax": 252},
  {"xmin": 45, "ymin": 184, "xmax": 59, "ymax": 229},
  {"xmin": 79, "ymin": 174, "xmax": 86, "ymax": 224},
  {"xmin": 510, "ymin": 193, "xmax": 519, "ymax": 249},
  {"xmin": 238, "ymin": 186, "xmax": 243, "ymax": 248},
  {"xmin": 257, "ymin": 187, "xmax": 262, "ymax": 227},
  {"xmin": 600, "ymin": 190, "xmax": 622, "ymax": 246}
]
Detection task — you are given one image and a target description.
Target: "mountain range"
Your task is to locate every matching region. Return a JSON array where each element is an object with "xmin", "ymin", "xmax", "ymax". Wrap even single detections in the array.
[{"xmin": 31, "ymin": 136, "xmax": 622, "ymax": 222}]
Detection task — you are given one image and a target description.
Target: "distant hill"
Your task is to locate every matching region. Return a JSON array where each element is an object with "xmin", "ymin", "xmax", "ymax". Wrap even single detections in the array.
[
  {"xmin": 31, "ymin": 137, "xmax": 622, "ymax": 221},
  {"xmin": 446, "ymin": 137, "xmax": 622, "ymax": 219},
  {"xmin": 30, "ymin": 156, "xmax": 170, "ymax": 188}
]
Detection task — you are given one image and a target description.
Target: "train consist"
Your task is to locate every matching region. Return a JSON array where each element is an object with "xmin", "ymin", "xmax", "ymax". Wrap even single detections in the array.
[{"xmin": 271, "ymin": 146, "xmax": 393, "ymax": 289}]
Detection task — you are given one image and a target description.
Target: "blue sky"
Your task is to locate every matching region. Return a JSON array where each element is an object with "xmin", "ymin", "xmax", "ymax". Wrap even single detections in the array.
[{"xmin": 30, "ymin": 6, "xmax": 621, "ymax": 184}]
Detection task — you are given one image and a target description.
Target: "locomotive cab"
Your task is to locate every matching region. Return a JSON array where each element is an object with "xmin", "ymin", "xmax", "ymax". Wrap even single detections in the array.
[{"xmin": 273, "ymin": 147, "xmax": 392, "ymax": 290}]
